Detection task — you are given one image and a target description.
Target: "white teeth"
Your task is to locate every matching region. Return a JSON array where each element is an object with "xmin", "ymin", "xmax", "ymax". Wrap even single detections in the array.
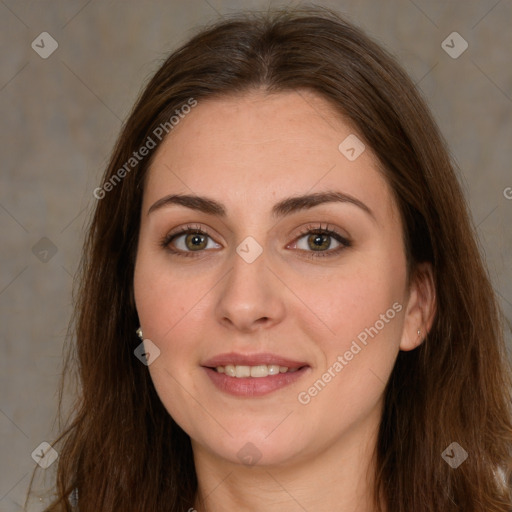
[
  {"xmin": 235, "ymin": 365, "xmax": 251, "ymax": 378},
  {"xmin": 267, "ymin": 365, "xmax": 280, "ymax": 375},
  {"xmin": 224, "ymin": 365, "xmax": 236, "ymax": 377},
  {"xmin": 250, "ymin": 365, "xmax": 268, "ymax": 377},
  {"xmin": 214, "ymin": 364, "xmax": 301, "ymax": 378}
]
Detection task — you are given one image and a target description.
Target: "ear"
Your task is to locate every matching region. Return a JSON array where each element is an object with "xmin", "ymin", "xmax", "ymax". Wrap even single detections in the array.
[{"xmin": 400, "ymin": 262, "xmax": 436, "ymax": 351}]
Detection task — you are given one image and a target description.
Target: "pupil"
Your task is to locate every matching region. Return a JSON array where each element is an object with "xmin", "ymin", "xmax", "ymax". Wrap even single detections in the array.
[
  {"xmin": 187, "ymin": 233, "xmax": 206, "ymax": 250},
  {"xmin": 309, "ymin": 233, "xmax": 329, "ymax": 250}
]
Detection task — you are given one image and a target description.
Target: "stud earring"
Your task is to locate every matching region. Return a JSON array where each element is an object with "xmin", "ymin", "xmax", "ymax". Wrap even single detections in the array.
[
  {"xmin": 417, "ymin": 328, "xmax": 421, "ymax": 337},
  {"xmin": 136, "ymin": 327, "xmax": 143, "ymax": 340}
]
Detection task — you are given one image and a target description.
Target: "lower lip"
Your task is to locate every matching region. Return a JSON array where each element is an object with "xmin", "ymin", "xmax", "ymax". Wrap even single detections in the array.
[{"xmin": 203, "ymin": 366, "xmax": 310, "ymax": 397}]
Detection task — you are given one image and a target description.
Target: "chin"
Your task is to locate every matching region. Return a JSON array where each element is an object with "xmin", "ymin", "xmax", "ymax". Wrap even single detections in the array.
[{"xmin": 191, "ymin": 424, "xmax": 312, "ymax": 468}]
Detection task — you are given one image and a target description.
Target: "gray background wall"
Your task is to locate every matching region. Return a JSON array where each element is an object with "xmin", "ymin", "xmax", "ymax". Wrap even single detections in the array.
[{"xmin": 1, "ymin": 0, "xmax": 511, "ymax": 510}]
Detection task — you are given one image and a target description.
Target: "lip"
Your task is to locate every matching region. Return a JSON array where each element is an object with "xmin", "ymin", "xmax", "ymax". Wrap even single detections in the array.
[
  {"xmin": 201, "ymin": 352, "xmax": 311, "ymax": 397},
  {"xmin": 202, "ymin": 352, "xmax": 308, "ymax": 369},
  {"xmin": 204, "ymin": 366, "xmax": 310, "ymax": 397}
]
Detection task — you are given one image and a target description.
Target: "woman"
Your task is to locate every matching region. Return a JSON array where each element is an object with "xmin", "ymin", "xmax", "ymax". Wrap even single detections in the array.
[{"xmin": 29, "ymin": 6, "xmax": 512, "ymax": 511}]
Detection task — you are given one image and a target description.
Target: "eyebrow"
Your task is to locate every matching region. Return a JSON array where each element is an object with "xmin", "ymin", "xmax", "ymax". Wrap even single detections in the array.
[{"xmin": 147, "ymin": 191, "xmax": 376, "ymax": 221}]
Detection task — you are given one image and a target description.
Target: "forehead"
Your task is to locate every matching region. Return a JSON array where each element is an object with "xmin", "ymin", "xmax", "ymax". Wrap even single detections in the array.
[{"xmin": 144, "ymin": 90, "xmax": 398, "ymax": 224}]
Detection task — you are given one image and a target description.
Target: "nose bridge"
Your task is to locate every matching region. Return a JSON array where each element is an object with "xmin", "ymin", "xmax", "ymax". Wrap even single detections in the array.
[{"xmin": 215, "ymin": 235, "xmax": 284, "ymax": 330}]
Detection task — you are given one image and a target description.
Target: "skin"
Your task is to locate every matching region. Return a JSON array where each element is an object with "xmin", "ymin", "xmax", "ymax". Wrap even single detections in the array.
[{"xmin": 133, "ymin": 89, "xmax": 436, "ymax": 512}]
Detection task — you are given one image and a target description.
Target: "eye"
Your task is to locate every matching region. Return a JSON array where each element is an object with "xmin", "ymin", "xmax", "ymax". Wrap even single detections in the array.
[
  {"xmin": 160, "ymin": 224, "xmax": 221, "ymax": 257},
  {"xmin": 289, "ymin": 224, "xmax": 351, "ymax": 258},
  {"xmin": 159, "ymin": 223, "xmax": 351, "ymax": 259}
]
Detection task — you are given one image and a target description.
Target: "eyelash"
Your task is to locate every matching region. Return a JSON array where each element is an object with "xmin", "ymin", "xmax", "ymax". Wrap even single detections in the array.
[{"xmin": 159, "ymin": 223, "xmax": 352, "ymax": 259}]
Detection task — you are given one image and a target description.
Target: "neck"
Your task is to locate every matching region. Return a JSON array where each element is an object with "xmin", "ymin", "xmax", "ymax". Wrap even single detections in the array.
[{"xmin": 192, "ymin": 403, "xmax": 383, "ymax": 512}]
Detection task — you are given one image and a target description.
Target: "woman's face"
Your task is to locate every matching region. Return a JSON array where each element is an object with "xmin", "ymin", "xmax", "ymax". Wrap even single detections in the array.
[{"xmin": 134, "ymin": 90, "xmax": 424, "ymax": 468}]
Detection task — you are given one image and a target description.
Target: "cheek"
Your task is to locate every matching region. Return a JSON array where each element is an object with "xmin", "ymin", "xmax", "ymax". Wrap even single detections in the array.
[
  {"xmin": 133, "ymin": 247, "xmax": 213, "ymax": 346},
  {"xmin": 293, "ymin": 274, "xmax": 404, "ymax": 431},
  {"xmin": 133, "ymin": 253, "xmax": 212, "ymax": 432},
  {"xmin": 290, "ymin": 247, "xmax": 407, "ymax": 422},
  {"xmin": 293, "ymin": 248, "xmax": 407, "ymax": 351},
  {"xmin": 326, "ymin": 274, "xmax": 404, "ymax": 343}
]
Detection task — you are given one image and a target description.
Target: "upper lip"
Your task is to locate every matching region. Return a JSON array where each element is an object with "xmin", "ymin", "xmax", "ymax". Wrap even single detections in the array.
[{"xmin": 202, "ymin": 352, "xmax": 309, "ymax": 369}]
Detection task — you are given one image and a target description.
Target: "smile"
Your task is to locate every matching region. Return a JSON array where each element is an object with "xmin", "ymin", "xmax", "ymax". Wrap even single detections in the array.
[
  {"xmin": 214, "ymin": 364, "xmax": 301, "ymax": 377},
  {"xmin": 202, "ymin": 352, "xmax": 310, "ymax": 396}
]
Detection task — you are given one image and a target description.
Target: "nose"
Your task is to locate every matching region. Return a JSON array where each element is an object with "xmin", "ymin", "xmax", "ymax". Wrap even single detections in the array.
[{"xmin": 214, "ymin": 245, "xmax": 286, "ymax": 333}]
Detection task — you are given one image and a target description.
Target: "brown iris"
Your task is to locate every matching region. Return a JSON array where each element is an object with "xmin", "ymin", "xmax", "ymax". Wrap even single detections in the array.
[
  {"xmin": 307, "ymin": 232, "xmax": 331, "ymax": 251},
  {"xmin": 185, "ymin": 233, "xmax": 208, "ymax": 251}
]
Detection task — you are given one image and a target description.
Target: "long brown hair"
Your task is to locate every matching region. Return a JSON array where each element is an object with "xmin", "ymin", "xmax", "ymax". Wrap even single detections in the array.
[{"xmin": 27, "ymin": 6, "xmax": 512, "ymax": 511}]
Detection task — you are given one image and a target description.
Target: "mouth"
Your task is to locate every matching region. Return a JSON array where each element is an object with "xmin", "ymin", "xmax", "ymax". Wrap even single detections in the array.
[
  {"xmin": 201, "ymin": 353, "xmax": 310, "ymax": 397},
  {"xmin": 211, "ymin": 364, "xmax": 304, "ymax": 377}
]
